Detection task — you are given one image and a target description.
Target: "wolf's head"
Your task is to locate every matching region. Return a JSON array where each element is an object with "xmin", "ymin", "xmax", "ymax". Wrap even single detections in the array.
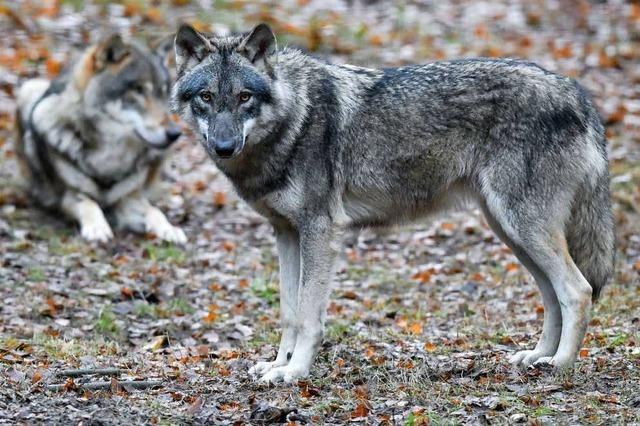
[
  {"xmin": 171, "ymin": 24, "xmax": 286, "ymax": 160},
  {"xmin": 75, "ymin": 34, "xmax": 181, "ymax": 149}
]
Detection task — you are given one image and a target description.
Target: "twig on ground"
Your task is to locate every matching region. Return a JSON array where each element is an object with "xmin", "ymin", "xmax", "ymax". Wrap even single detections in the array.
[
  {"xmin": 56, "ymin": 368, "xmax": 124, "ymax": 377},
  {"xmin": 46, "ymin": 380, "xmax": 163, "ymax": 392}
]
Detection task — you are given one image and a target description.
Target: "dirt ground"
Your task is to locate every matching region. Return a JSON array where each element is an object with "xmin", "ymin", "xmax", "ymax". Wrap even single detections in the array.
[{"xmin": 0, "ymin": 1, "xmax": 639, "ymax": 424}]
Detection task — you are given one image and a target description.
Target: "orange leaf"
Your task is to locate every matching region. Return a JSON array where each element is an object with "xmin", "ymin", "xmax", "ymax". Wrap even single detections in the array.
[
  {"xmin": 411, "ymin": 269, "xmax": 434, "ymax": 283},
  {"xmin": 424, "ymin": 341, "xmax": 437, "ymax": 352},
  {"xmin": 505, "ymin": 263, "xmax": 519, "ymax": 273},
  {"xmin": 45, "ymin": 57, "xmax": 62, "ymax": 77},
  {"xmin": 32, "ymin": 371, "xmax": 42, "ymax": 384},
  {"xmin": 213, "ymin": 191, "xmax": 226, "ymax": 207},
  {"xmin": 120, "ymin": 287, "xmax": 134, "ymax": 299},
  {"xmin": 351, "ymin": 403, "xmax": 369, "ymax": 419},
  {"xmin": 407, "ymin": 322, "xmax": 423, "ymax": 335},
  {"xmin": 579, "ymin": 348, "xmax": 589, "ymax": 358},
  {"xmin": 397, "ymin": 359, "xmax": 414, "ymax": 369}
]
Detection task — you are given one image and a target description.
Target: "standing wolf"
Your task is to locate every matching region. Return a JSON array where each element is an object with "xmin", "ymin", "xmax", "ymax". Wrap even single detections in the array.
[
  {"xmin": 173, "ymin": 23, "xmax": 614, "ymax": 383},
  {"xmin": 15, "ymin": 34, "xmax": 186, "ymax": 244}
]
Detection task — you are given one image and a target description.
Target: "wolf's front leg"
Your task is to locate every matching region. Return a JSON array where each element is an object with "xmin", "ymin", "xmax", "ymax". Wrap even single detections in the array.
[
  {"xmin": 61, "ymin": 192, "xmax": 113, "ymax": 242},
  {"xmin": 260, "ymin": 219, "xmax": 339, "ymax": 383},
  {"xmin": 250, "ymin": 227, "xmax": 300, "ymax": 378},
  {"xmin": 114, "ymin": 193, "xmax": 186, "ymax": 244}
]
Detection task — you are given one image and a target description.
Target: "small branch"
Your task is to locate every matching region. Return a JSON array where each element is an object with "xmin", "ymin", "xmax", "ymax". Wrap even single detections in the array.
[
  {"xmin": 56, "ymin": 368, "xmax": 124, "ymax": 377},
  {"xmin": 47, "ymin": 380, "xmax": 163, "ymax": 392}
]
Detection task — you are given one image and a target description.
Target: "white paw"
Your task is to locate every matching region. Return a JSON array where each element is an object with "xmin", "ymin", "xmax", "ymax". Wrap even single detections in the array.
[
  {"xmin": 259, "ymin": 365, "xmax": 309, "ymax": 384},
  {"xmin": 155, "ymin": 223, "xmax": 187, "ymax": 244},
  {"xmin": 510, "ymin": 350, "xmax": 551, "ymax": 366},
  {"xmin": 81, "ymin": 218, "xmax": 113, "ymax": 243},
  {"xmin": 533, "ymin": 355, "xmax": 574, "ymax": 370},
  {"xmin": 145, "ymin": 208, "xmax": 187, "ymax": 244},
  {"xmin": 249, "ymin": 360, "xmax": 287, "ymax": 377}
]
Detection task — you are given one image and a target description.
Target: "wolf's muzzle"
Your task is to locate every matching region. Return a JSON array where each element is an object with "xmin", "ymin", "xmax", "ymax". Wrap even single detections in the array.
[
  {"xmin": 213, "ymin": 139, "xmax": 237, "ymax": 158},
  {"xmin": 165, "ymin": 126, "xmax": 182, "ymax": 143}
]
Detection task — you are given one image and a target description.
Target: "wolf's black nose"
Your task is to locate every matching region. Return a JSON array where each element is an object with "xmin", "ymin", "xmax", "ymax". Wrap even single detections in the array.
[
  {"xmin": 214, "ymin": 139, "xmax": 235, "ymax": 158},
  {"xmin": 165, "ymin": 127, "xmax": 182, "ymax": 142}
]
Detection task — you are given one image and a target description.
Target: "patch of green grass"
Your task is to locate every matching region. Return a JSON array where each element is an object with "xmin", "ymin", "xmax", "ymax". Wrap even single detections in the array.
[
  {"xmin": 47, "ymin": 235, "xmax": 79, "ymax": 256},
  {"xmin": 26, "ymin": 267, "xmax": 45, "ymax": 282},
  {"xmin": 30, "ymin": 333, "xmax": 119, "ymax": 361},
  {"xmin": 531, "ymin": 406, "xmax": 555, "ymax": 417},
  {"xmin": 133, "ymin": 301, "xmax": 157, "ymax": 318},
  {"xmin": 405, "ymin": 411, "xmax": 454, "ymax": 426},
  {"xmin": 95, "ymin": 305, "xmax": 119, "ymax": 335},
  {"xmin": 166, "ymin": 298, "xmax": 194, "ymax": 315},
  {"xmin": 251, "ymin": 277, "xmax": 279, "ymax": 306},
  {"xmin": 143, "ymin": 243, "xmax": 185, "ymax": 264},
  {"xmin": 326, "ymin": 322, "xmax": 350, "ymax": 342},
  {"xmin": 608, "ymin": 332, "xmax": 629, "ymax": 348}
]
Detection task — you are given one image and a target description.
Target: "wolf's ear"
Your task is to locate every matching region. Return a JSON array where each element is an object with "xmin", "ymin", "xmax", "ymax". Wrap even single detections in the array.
[
  {"xmin": 95, "ymin": 34, "xmax": 130, "ymax": 70},
  {"xmin": 175, "ymin": 24, "xmax": 213, "ymax": 76},
  {"xmin": 151, "ymin": 33, "xmax": 175, "ymax": 66},
  {"xmin": 237, "ymin": 24, "xmax": 277, "ymax": 72}
]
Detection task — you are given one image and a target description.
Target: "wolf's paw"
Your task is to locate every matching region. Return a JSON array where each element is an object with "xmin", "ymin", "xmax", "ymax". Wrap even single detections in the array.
[
  {"xmin": 509, "ymin": 349, "xmax": 551, "ymax": 366},
  {"xmin": 259, "ymin": 365, "xmax": 309, "ymax": 384},
  {"xmin": 145, "ymin": 209, "xmax": 187, "ymax": 244},
  {"xmin": 155, "ymin": 224, "xmax": 187, "ymax": 244},
  {"xmin": 81, "ymin": 219, "xmax": 113, "ymax": 243},
  {"xmin": 249, "ymin": 360, "xmax": 287, "ymax": 377},
  {"xmin": 532, "ymin": 355, "xmax": 575, "ymax": 370}
]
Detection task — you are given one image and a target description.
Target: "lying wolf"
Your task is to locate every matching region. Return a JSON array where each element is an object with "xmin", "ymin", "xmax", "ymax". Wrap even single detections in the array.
[
  {"xmin": 172, "ymin": 23, "xmax": 614, "ymax": 382},
  {"xmin": 16, "ymin": 34, "xmax": 186, "ymax": 244}
]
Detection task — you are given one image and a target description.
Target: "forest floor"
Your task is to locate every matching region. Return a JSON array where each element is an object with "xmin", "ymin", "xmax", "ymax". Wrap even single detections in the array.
[{"xmin": 0, "ymin": 1, "xmax": 639, "ymax": 424}]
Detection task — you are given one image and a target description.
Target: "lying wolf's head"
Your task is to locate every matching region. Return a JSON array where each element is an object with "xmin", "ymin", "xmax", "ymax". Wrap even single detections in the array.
[
  {"xmin": 75, "ymin": 34, "xmax": 181, "ymax": 149},
  {"xmin": 171, "ymin": 24, "xmax": 284, "ymax": 160}
]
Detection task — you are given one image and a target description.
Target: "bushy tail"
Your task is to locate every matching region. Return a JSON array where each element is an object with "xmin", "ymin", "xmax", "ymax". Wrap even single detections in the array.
[{"xmin": 566, "ymin": 169, "xmax": 615, "ymax": 302}]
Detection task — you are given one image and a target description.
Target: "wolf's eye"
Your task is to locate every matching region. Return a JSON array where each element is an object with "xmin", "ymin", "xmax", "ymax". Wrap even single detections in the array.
[
  {"xmin": 199, "ymin": 91, "xmax": 212, "ymax": 102},
  {"xmin": 132, "ymin": 84, "xmax": 145, "ymax": 95},
  {"xmin": 238, "ymin": 92, "xmax": 252, "ymax": 103}
]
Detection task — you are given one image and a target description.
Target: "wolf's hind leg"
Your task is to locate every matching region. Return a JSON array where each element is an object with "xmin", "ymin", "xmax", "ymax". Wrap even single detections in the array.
[
  {"xmin": 114, "ymin": 193, "xmax": 186, "ymax": 244},
  {"xmin": 250, "ymin": 227, "xmax": 300, "ymax": 378},
  {"xmin": 61, "ymin": 192, "xmax": 113, "ymax": 243},
  {"xmin": 481, "ymin": 191, "xmax": 591, "ymax": 369},
  {"xmin": 481, "ymin": 203, "xmax": 562, "ymax": 366},
  {"xmin": 530, "ymin": 245, "xmax": 592, "ymax": 369}
]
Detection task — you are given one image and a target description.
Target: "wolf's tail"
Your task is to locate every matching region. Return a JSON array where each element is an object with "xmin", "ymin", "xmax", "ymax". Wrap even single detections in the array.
[{"xmin": 565, "ymin": 163, "xmax": 615, "ymax": 302}]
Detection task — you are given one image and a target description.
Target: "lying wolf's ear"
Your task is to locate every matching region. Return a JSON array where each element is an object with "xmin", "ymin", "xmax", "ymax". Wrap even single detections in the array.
[
  {"xmin": 237, "ymin": 24, "xmax": 277, "ymax": 73},
  {"xmin": 151, "ymin": 33, "xmax": 175, "ymax": 66},
  {"xmin": 95, "ymin": 34, "xmax": 130, "ymax": 70},
  {"xmin": 175, "ymin": 25, "xmax": 213, "ymax": 76}
]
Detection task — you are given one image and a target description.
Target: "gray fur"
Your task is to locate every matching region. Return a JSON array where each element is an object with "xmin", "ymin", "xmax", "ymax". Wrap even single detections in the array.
[
  {"xmin": 173, "ymin": 24, "xmax": 615, "ymax": 382},
  {"xmin": 16, "ymin": 34, "xmax": 186, "ymax": 244}
]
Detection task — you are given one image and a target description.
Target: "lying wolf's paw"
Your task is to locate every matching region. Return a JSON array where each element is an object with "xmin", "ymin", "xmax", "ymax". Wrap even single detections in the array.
[
  {"xmin": 259, "ymin": 365, "xmax": 309, "ymax": 384},
  {"xmin": 509, "ymin": 349, "xmax": 551, "ymax": 366},
  {"xmin": 145, "ymin": 208, "xmax": 187, "ymax": 244},
  {"xmin": 155, "ymin": 224, "xmax": 187, "ymax": 245},
  {"xmin": 81, "ymin": 218, "xmax": 114, "ymax": 243},
  {"xmin": 249, "ymin": 360, "xmax": 287, "ymax": 377}
]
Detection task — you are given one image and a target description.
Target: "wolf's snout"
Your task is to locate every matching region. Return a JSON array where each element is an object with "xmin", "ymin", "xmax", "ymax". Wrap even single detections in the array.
[
  {"xmin": 214, "ymin": 139, "xmax": 236, "ymax": 158},
  {"xmin": 165, "ymin": 127, "xmax": 182, "ymax": 143}
]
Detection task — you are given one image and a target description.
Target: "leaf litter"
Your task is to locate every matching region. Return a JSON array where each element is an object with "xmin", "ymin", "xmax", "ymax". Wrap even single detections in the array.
[{"xmin": 0, "ymin": 0, "xmax": 639, "ymax": 424}]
